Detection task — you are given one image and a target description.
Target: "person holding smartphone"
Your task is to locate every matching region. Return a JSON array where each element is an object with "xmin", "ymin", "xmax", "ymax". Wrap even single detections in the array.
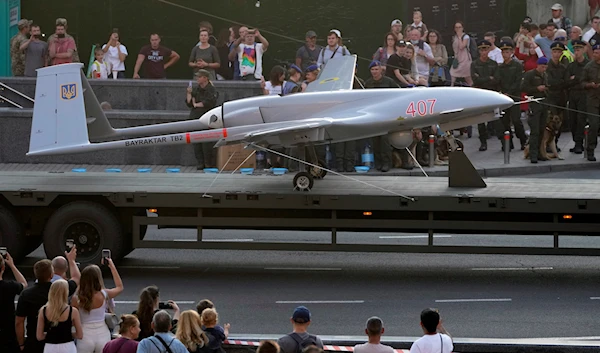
[
  {"xmin": 133, "ymin": 285, "xmax": 181, "ymax": 341},
  {"xmin": 0, "ymin": 250, "xmax": 28, "ymax": 353}
]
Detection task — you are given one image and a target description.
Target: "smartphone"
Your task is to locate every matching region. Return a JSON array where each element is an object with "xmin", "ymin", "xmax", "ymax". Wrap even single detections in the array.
[
  {"xmin": 66, "ymin": 239, "xmax": 74, "ymax": 251},
  {"xmin": 102, "ymin": 249, "xmax": 111, "ymax": 260},
  {"xmin": 158, "ymin": 302, "xmax": 173, "ymax": 310},
  {"xmin": 0, "ymin": 247, "xmax": 6, "ymax": 258},
  {"xmin": 188, "ymin": 81, "xmax": 192, "ymax": 87}
]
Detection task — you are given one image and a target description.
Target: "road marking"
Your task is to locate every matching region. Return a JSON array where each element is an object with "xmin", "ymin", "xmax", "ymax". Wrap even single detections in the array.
[
  {"xmin": 276, "ymin": 300, "xmax": 364, "ymax": 304},
  {"xmin": 119, "ymin": 266, "xmax": 181, "ymax": 270},
  {"xmin": 590, "ymin": 297, "xmax": 600, "ymax": 300},
  {"xmin": 174, "ymin": 239, "xmax": 254, "ymax": 242},
  {"xmin": 265, "ymin": 267, "xmax": 342, "ymax": 271},
  {"xmin": 435, "ymin": 298, "xmax": 512, "ymax": 303},
  {"xmin": 379, "ymin": 235, "xmax": 452, "ymax": 239},
  {"xmin": 471, "ymin": 267, "xmax": 553, "ymax": 271}
]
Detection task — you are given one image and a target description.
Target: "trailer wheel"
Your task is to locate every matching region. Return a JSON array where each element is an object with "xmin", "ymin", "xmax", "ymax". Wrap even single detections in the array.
[
  {"xmin": 43, "ymin": 201, "xmax": 124, "ymax": 264},
  {"xmin": 0, "ymin": 205, "xmax": 26, "ymax": 261}
]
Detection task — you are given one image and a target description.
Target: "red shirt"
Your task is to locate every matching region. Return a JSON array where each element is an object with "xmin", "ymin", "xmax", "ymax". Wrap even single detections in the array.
[
  {"xmin": 102, "ymin": 337, "xmax": 138, "ymax": 353},
  {"xmin": 514, "ymin": 47, "xmax": 538, "ymax": 72},
  {"xmin": 50, "ymin": 37, "xmax": 76, "ymax": 65}
]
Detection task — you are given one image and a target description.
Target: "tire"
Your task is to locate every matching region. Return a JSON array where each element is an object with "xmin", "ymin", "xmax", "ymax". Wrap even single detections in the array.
[
  {"xmin": 0, "ymin": 205, "xmax": 26, "ymax": 261},
  {"xmin": 43, "ymin": 201, "xmax": 124, "ymax": 265},
  {"xmin": 293, "ymin": 172, "xmax": 314, "ymax": 191},
  {"xmin": 307, "ymin": 159, "xmax": 328, "ymax": 179}
]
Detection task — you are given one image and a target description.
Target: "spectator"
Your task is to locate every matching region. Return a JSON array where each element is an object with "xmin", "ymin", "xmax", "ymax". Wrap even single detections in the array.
[
  {"xmin": 49, "ymin": 23, "xmax": 76, "ymax": 66},
  {"xmin": 46, "ymin": 18, "xmax": 80, "ymax": 64},
  {"xmin": 405, "ymin": 11, "xmax": 428, "ymax": 41},
  {"xmin": 186, "ymin": 69, "xmax": 219, "ymax": 170},
  {"xmin": 216, "ymin": 27, "xmax": 236, "ymax": 80},
  {"xmin": 10, "ymin": 19, "xmax": 31, "ymax": 76},
  {"xmin": 409, "ymin": 309, "xmax": 453, "ymax": 353},
  {"xmin": 134, "ymin": 33, "xmax": 180, "ymax": 79},
  {"xmin": 229, "ymin": 28, "xmax": 269, "ymax": 81},
  {"xmin": 175, "ymin": 310, "xmax": 209, "ymax": 353},
  {"xmin": 536, "ymin": 23, "xmax": 556, "ymax": 58},
  {"xmin": 354, "ymin": 317, "xmax": 394, "ymax": 353},
  {"xmin": 317, "ymin": 29, "xmax": 350, "ymax": 68},
  {"xmin": 583, "ymin": 16, "xmax": 600, "ymax": 43},
  {"xmin": 137, "ymin": 311, "xmax": 188, "ymax": 353},
  {"xmin": 16, "ymin": 259, "xmax": 78, "ymax": 353},
  {"xmin": 282, "ymin": 65, "xmax": 303, "ymax": 95},
  {"xmin": 21, "ymin": 24, "xmax": 48, "ymax": 77},
  {"xmin": 301, "ymin": 346, "xmax": 323, "ymax": 353},
  {"xmin": 258, "ymin": 341, "xmax": 280, "ymax": 353},
  {"xmin": 52, "ymin": 247, "xmax": 81, "ymax": 284},
  {"xmin": 296, "ymin": 30, "xmax": 322, "ymax": 72},
  {"xmin": 385, "ymin": 40, "xmax": 412, "ymax": 87},
  {"xmin": 277, "ymin": 306, "xmax": 323, "ymax": 353},
  {"xmin": 548, "ymin": 3, "xmax": 572, "ymax": 37},
  {"xmin": 263, "ymin": 65, "xmax": 286, "ymax": 95},
  {"xmin": 196, "ymin": 299, "xmax": 215, "ymax": 316},
  {"xmin": 485, "ymin": 32, "xmax": 503, "ymax": 64},
  {"xmin": 426, "ymin": 30, "xmax": 448, "ymax": 86},
  {"xmin": 200, "ymin": 308, "xmax": 230, "ymax": 353},
  {"xmin": 301, "ymin": 64, "xmax": 320, "ymax": 92},
  {"xmin": 404, "ymin": 43, "xmax": 425, "ymax": 86},
  {"xmin": 449, "ymin": 21, "xmax": 473, "ymax": 86},
  {"xmin": 515, "ymin": 25, "xmax": 541, "ymax": 72},
  {"xmin": 72, "ymin": 260, "xmax": 124, "ymax": 353},
  {"xmin": 35, "ymin": 279, "xmax": 83, "ymax": 352},
  {"xmin": 189, "ymin": 29, "xmax": 221, "ymax": 80},
  {"xmin": 390, "ymin": 19, "xmax": 404, "ymax": 40},
  {"xmin": 199, "ymin": 21, "xmax": 218, "ymax": 46},
  {"xmin": 102, "ymin": 314, "xmax": 140, "ymax": 353},
  {"xmin": 134, "ymin": 286, "xmax": 181, "ymax": 341},
  {"xmin": 0, "ymin": 252, "xmax": 27, "ymax": 353},
  {"xmin": 373, "ymin": 32, "xmax": 398, "ymax": 68},
  {"xmin": 102, "ymin": 29, "xmax": 128, "ymax": 78},
  {"xmin": 92, "ymin": 47, "xmax": 112, "ymax": 79},
  {"xmin": 229, "ymin": 26, "xmax": 249, "ymax": 80}
]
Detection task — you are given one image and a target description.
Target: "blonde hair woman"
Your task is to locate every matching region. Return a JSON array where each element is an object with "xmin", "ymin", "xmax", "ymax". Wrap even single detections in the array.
[
  {"xmin": 176, "ymin": 310, "xmax": 209, "ymax": 353},
  {"xmin": 404, "ymin": 44, "xmax": 427, "ymax": 86},
  {"xmin": 36, "ymin": 279, "xmax": 82, "ymax": 353}
]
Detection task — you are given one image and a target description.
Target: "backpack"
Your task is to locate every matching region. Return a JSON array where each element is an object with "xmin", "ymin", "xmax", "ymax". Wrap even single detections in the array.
[
  {"xmin": 289, "ymin": 333, "xmax": 318, "ymax": 353},
  {"xmin": 462, "ymin": 33, "xmax": 479, "ymax": 60}
]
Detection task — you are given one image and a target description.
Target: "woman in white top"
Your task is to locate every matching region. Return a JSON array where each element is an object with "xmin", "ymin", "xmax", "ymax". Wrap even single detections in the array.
[
  {"xmin": 102, "ymin": 29, "xmax": 128, "ymax": 79},
  {"xmin": 72, "ymin": 259, "xmax": 123, "ymax": 353},
  {"xmin": 262, "ymin": 65, "xmax": 286, "ymax": 95},
  {"xmin": 404, "ymin": 44, "xmax": 427, "ymax": 86}
]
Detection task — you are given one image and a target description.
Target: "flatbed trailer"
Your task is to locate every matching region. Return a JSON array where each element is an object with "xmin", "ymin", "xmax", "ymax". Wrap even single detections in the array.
[{"xmin": 1, "ymin": 170, "xmax": 600, "ymax": 264}]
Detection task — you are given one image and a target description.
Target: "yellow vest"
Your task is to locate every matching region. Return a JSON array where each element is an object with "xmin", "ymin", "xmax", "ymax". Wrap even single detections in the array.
[{"xmin": 561, "ymin": 50, "xmax": 574, "ymax": 63}]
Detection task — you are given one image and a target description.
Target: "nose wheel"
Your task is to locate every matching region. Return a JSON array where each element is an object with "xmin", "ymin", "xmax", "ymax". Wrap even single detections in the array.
[{"xmin": 293, "ymin": 172, "xmax": 314, "ymax": 191}]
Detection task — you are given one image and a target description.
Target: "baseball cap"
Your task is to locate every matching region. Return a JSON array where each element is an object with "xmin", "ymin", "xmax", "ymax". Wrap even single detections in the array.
[
  {"xmin": 396, "ymin": 40, "xmax": 407, "ymax": 47},
  {"xmin": 292, "ymin": 306, "xmax": 311, "ymax": 323},
  {"xmin": 369, "ymin": 61, "xmax": 382, "ymax": 69},
  {"xmin": 551, "ymin": 3, "xmax": 563, "ymax": 10},
  {"xmin": 329, "ymin": 29, "xmax": 341, "ymax": 38},
  {"xmin": 305, "ymin": 30, "xmax": 317, "ymax": 38},
  {"xmin": 305, "ymin": 64, "xmax": 319, "ymax": 73},
  {"xmin": 391, "ymin": 19, "xmax": 402, "ymax": 26},
  {"xmin": 17, "ymin": 19, "xmax": 32, "ymax": 29},
  {"xmin": 537, "ymin": 57, "xmax": 549, "ymax": 65},
  {"xmin": 195, "ymin": 69, "xmax": 211, "ymax": 78}
]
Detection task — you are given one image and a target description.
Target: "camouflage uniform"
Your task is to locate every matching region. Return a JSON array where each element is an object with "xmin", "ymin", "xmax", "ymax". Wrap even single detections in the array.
[
  {"xmin": 10, "ymin": 32, "xmax": 28, "ymax": 76},
  {"xmin": 581, "ymin": 58, "xmax": 600, "ymax": 161}
]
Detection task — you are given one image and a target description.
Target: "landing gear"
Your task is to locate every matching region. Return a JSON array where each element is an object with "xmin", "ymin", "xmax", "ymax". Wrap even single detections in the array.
[
  {"xmin": 291, "ymin": 144, "xmax": 325, "ymax": 191},
  {"xmin": 307, "ymin": 159, "xmax": 327, "ymax": 179},
  {"xmin": 293, "ymin": 172, "xmax": 314, "ymax": 191}
]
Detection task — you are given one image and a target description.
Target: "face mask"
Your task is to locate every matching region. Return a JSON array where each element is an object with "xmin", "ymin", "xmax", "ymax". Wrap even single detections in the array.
[
  {"xmin": 57, "ymin": 33, "xmax": 65, "ymax": 38},
  {"xmin": 411, "ymin": 39, "xmax": 419, "ymax": 44}
]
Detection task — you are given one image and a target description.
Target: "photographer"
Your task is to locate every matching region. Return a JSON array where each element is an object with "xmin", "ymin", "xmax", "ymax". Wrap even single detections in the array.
[
  {"xmin": 133, "ymin": 285, "xmax": 181, "ymax": 341},
  {"xmin": 0, "ymin": 251, "xmax": 27, "ymax": 353}
]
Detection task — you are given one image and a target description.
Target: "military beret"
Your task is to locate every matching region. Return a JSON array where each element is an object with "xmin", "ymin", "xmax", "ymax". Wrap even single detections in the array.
[
  {"xmin": 477, "ymin": 40, "xmax": 492, "ymax": 49},
  {"xmin": 572, "ymin": 40, "xmax": 586, "ymax": 49},
  {"xmin": 305, "ymin": 64, "xmax": 319, "ymax": 73},
  {"xmin": 550, "ymin": 41, "xmax": 566, "ymax": 51},
  {"xmin": 537, "ymin": 57, "xmax": 549, "ymax": 65},
  {"xmin": 593, "ymin": 44, "xmax": 600, "ymax": 51},
  {"xmin": 289, "ymin": 64, "xmax": 302, "ymax": 73},
  {"xmin": 369, "ymin": 61, "xmax": 382, "ymax": 69},
  {"xmin": 499, "ymin": 41, "xmax": 514, "ymax": 50}
]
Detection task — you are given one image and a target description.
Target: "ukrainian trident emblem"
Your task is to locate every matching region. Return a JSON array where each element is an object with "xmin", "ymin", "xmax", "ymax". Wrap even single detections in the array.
[{"xmin": 61, "ymin": 83, "xmax": 77, "ymax": 100}]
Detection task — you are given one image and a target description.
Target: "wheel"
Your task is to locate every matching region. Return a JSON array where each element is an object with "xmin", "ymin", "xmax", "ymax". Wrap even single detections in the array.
[
  {"xmin": 293, "ymin": 172, "xmax": 314, "ymax": 191},
  {"xmin": 43, "ymin": 201, "xmax": 124, "ymax": 265},
  {"xmin": 307, "ymin": 159, "xmax": 328, "ymax": 179},
  {"xmin": 0, "ymin": 205, "xmax": 26, "ymax": 261}
]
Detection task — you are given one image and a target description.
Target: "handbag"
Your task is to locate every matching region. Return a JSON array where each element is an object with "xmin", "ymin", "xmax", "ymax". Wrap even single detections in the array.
[{"xmin": 104, "ymin": 293, "xmax": 118, "ymax": 331}]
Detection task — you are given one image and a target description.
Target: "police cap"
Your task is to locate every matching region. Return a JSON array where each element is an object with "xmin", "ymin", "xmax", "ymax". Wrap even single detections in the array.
[
  {"xmin": 499, "ymin": 41, "xmax": 514, "ymax": 50},
  {"xmin": 572, "ymin": 40, "xmax": 586, "ymax": 49},
  {"xmin": 550, "ymin": 41, "xmax": 566, "ymax": 51},
  {"xmin": 477, "ymin": 40, "xmax": 492, "ymax": 49}
]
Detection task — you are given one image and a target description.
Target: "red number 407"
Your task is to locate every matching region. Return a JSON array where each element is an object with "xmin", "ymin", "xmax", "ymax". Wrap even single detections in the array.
[{"xmin": 406, "ymin": 99, "xmax": 436, "ymax": 117}]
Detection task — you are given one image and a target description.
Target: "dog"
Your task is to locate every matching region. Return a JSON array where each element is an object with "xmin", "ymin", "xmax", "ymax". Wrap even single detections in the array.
[
  {"xmin": 524, "ymin": 113, "xmax": 563, "ymax": 160},
  {"xmin": 436, "ymin": 134, "xmax": 464, "ymax": 161}
]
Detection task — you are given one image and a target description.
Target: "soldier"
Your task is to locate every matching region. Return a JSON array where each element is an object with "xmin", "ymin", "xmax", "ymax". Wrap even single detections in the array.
[
  {"xmin": 186, "ymin": 69, "xmax": 219, "ymax": 169},
  {"xmin": 496, "ymin": 41, "xmax": 527, "ymax": 150},
  {"xmin": 471, "ymin": 40, "xmax": 500, "ymax": 151},
  {"xmin": 581, "ymin": 44, "xmax": 600, "ymax": 161},
  {"xmin": 364, "ymin": 61, "xmax": 399, "ymax": 172},
  {"xmin": 10, "ymin": 19, "xmax": 32, "ymax": 76},
  {"xmin": 521, "ymin": 57, "xmax": 550, "ymax": 163},
  {"xmin": 566, "ymin": 40, "xmax": 590, "ymax": 154},
  {"xmin": 546, "ymin": 41, "xmax": 568, "ymax": 148}
]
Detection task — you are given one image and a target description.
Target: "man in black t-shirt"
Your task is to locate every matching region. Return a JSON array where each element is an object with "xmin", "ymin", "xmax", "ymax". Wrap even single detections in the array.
[
  {"xmin": 0, "ymin": 252, "xmax": 28, "ymax": 353},
  {"xmin": 385, "ymin": 40, "xmax": 412, "ymax": 87},
  {"xmin": 133, "ymin": 33, "xmax": 180, "ymax": 79},
  {"xmin": 15, "ymin": 259, "xmax": 78, "ymax": 353}
]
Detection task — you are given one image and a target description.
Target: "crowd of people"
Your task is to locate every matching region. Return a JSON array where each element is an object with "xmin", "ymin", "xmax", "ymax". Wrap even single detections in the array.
[
  {"xmin": 9, "ymin": 3, "xmax": 600, "ymax": 169},
  {"xmin": 1, "ymin": 248, "xmax": 452, "ymax": 353}
]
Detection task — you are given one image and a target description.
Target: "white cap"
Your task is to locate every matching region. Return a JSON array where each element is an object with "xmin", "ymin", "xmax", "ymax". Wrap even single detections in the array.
[
  {"xmin": 391, "ymin": 19, "xmax": 402, "ymax": 26},
  {"xmin": 551, "ymin": 3, "xmax": 563, "ymax": 10},
  {"xmin": 329, "ymin": 29, "xmax": 341, "ymax": 38}
]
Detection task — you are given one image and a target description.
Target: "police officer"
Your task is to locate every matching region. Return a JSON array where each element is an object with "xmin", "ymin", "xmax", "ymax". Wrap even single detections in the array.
[
  {"xmin": 364, "ymin": 61, "xmax": 399, "ymax": 172},
  {"xmin": 546, "ymin": 41, "xmax": 568, "ymax": 147},
  {"xmin": 522, "ymin": 57, "xmax": 549, "ymax": 163},
  {"xmin": 581, "ymin": 44, "xmax": 600, "ymax": 161},
  {"xmin": 566, "ymin": 40, "xmax": 590, "ymax": 154},
  {"xmin": 496, "ymin": 41, "xmax": 527, "ymax": 150},
  {"xmin": 471, "ymin": 39, "xmax": 500, "ymax": 151},
  {"xmin": 186, "ymin": 69, "xmax": 219, "ymax": 169}
]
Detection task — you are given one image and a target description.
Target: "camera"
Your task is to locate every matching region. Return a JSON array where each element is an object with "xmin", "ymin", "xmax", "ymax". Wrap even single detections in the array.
[
  {"xmin": 66, "ymin": 239, "xmax": 74, "ymax": 251},
  {"xmin": 158, "ymin": 302, "xmax": 173, "ymax": 310},
  {"xmin": 0, "ymin": 247, "xmax": 6, "ymax": 258}
]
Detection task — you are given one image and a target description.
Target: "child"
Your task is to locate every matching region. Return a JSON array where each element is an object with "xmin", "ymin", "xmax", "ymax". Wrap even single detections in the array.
[
  {"xmin": 405, "ymin": 11, "xmax": 429, "ymax": 41},
  {"xmin": 200, "ymin": 308, "xmax": 230, "ymax": 353},
  {"xmin": 91, "ymin": 46, "xmax": 111, "ymax": 79}
]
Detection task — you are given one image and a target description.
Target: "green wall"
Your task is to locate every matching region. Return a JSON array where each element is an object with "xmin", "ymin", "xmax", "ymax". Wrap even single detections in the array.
[{"xmin": 1, "ymin": 0, "xmax": 21, "ymax": 76}]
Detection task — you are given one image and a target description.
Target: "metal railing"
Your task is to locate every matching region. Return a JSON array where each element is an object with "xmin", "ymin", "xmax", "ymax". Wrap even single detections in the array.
[{"xmin": 0, "ymin": 82, "xmax": 34, "ymax": 109}]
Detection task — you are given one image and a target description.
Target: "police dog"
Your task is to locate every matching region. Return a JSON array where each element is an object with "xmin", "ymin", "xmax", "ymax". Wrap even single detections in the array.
[{"xmin": 524, "ymin": 112, "xmax": 564, "ymax": 160}]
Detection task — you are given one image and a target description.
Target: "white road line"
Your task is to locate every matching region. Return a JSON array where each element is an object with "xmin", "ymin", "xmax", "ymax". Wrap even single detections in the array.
[
  {"xmin": 276, "ymin": 300, "xmax": 364, "ymax": 304},
  {"xmin": 174, "ymin": 239, "xmax": 254, "ymax": 242},
  {"xmin": 590, "ymin": 297, "xmax": 600, "ymax": 300},
  {"xmin": 264, "ymin": 267, "xmax": 342, "ymax": 271},
  {"xmin": 471, "ymin": 267, "xmax": 553, "ymax": 271},
  {"xmin": 435, "ymin": 298, "xmax": 512, "ymax": 303},
  {"xmin": 119, "ymin": 266, "xmax": 181, "ymax": 270},
  {"xmin": 379, "ymin": 235, "xmax": 452, "ymax": 239}
]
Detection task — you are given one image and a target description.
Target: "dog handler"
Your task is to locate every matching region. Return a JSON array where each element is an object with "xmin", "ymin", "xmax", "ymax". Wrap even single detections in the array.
[
  {"xmin": 582, "ymin": 43, "xmax": 600, "ymax": 162},
  {"xmin": 522, "ymin": 57, "xmax": 550, "ymax": 164},
  {"xmin": 566, "ymin": 40, "xmax": 590, "ymax": 155}
]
